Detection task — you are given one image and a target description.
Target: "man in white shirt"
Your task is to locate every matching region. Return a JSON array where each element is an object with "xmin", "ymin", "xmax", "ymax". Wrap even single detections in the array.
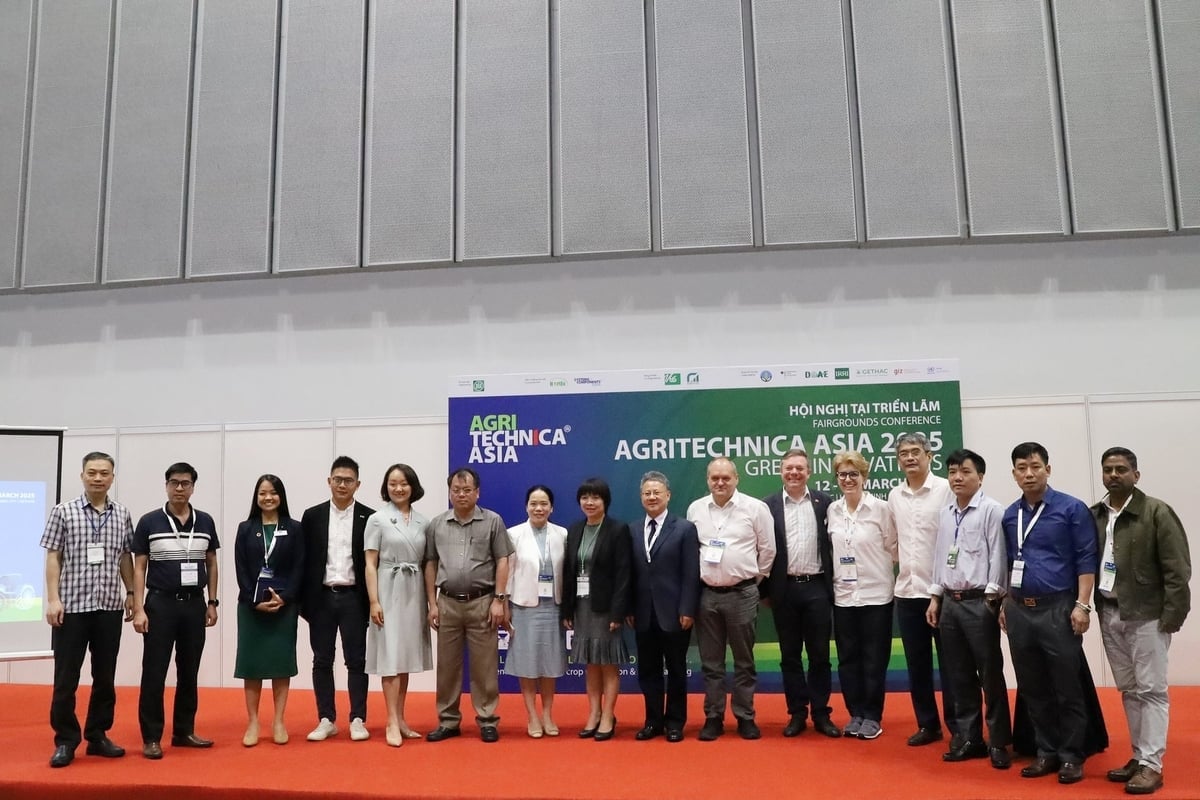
[
  {"xmin": 687, "ymin": 458, "xmax": 775, "ymax": 741},
  {"xmin": 888, "ymin": 432, "xmax": 954, "ymax": 746}
]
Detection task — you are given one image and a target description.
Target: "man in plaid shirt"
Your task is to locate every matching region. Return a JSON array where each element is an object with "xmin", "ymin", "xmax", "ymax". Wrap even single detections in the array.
[{"xmin": 41, "ymin": 451, "xmax": 135, "ymax": 768}]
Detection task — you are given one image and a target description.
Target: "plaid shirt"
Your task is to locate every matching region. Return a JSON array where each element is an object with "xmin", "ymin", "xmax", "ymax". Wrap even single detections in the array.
[{"xmin": 40, "ymin": 495, "xmax": 134, "ymax": 613}]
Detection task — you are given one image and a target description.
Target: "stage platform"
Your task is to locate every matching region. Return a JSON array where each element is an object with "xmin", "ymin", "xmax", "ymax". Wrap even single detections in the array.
[{"xmin": 1, "ymin": 685, "xmax": 1198, "ymax": 799}]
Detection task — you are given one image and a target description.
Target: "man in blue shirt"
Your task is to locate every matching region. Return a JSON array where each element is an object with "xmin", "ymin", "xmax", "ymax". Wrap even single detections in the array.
[{"xmin": 1000, "ymin": 442, "xmax": 1098, "ymax": 785}]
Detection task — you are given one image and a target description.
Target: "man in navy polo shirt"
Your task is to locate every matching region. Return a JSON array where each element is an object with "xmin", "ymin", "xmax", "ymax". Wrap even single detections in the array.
[
  {"xmin": 1000, "ymin": 442, "xmax": 1098, "ymax": 785},
  {"xmin": 131, "ymin": 462, "xmax": 220, "ymax": 759}
]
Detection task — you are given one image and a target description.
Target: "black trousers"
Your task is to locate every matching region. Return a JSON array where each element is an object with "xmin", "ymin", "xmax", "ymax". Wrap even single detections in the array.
[
  {"xmin": 51, "ymin": 610, "xmax": 123, "ymax": 748},
  {"xmin": 773, "ymin": 579, "xmax": 833, "ymax": 720},
  {"xmin": 939, "ymin": 596, "xmax": 1011, "ymax": 746},
  {"xmin": 896, "ymin": 596, "xmax": 955, "ymax": 730},
  {"xmin": 635, "ymin": 617, "xmax": 692, "ymax": 731},
  {"xmin": 833, "ymin": 602, "xmax": 893, "ymax": 722},
  {"xmin": 308, "ymin": 587, "xmax": 368, "ymax": 722},
  {"xmin": 139, "ymin": 591, "xmax": 207, "ymax": 742}
]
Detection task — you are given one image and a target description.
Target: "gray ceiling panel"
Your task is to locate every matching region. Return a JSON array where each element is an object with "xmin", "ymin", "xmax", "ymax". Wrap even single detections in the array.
[
  {"xmin": 1157, "ymin": 0, "xmax": 1200, "ymax": 230},
  {"xmin": 0, "ymin": 0, "xmax": 34, "ymax": 290}
]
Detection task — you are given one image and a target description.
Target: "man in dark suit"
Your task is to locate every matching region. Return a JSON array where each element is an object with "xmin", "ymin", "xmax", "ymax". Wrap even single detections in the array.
[
  {"xmin": 629, "ymin": 471, "xmax": 700, "ymax": 743},
  {"xmin": 299, "ymin": 456, "xmax": 375, "ymax": 742},
  {"xmin": 762, "ymin": 448, "xmax": 840, "ymax": 738}
]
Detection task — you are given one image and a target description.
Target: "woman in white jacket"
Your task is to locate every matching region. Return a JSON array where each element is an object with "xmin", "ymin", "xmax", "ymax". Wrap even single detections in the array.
[{"xmin": 504, "ymin": 484, "xmax": 568, "ymax": 738}]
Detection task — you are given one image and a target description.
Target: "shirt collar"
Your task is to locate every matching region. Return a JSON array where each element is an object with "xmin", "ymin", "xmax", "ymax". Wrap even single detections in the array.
[{"xmin": 784, "ymin": 489, "xmax": 811, "ymax": 505}]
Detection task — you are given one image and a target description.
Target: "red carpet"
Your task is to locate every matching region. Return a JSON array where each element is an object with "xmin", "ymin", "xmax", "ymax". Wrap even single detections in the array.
[{"xmin": 1, "ymin": 684, "xmax": 1198, "ymax": 799}]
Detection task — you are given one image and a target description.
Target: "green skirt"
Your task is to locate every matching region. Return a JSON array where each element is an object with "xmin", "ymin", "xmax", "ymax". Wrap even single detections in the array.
[{"xmin": 235, "ymin": 602, "xmax": 298, "ymax": 679}]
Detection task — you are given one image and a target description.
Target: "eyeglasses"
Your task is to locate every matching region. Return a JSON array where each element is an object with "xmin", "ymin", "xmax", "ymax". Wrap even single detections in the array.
[
  {"xmin": 167, "ymin": 480, "xmax": 193, "ymax": 489},
  {"xmin": 450, "ymin": 487, "xmax": 477, "ymax": 496},
  {"xmin": 836, "ymin": 471, "xmax": 861, "ymax": 480},
  {"xmin": 330, "ymin": 476, "xmax": 358, "ymax": 486}
]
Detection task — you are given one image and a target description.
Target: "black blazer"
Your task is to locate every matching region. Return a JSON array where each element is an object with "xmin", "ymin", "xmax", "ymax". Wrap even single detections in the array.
[
  {"xmin": 561, "ymin": 516, "xmax": 633, "ymax": 625},
  {"xmin": 762, "ymin": 489, "xmax": 834, "ymax": 605},
  {"xmin": 629, "ymin": 513, "xmax": 701, "ymax": 633},
  {"xmin": 299, "ymin": 500, "xmax": 375, "ymax": 619},
  {"xmin": 234, "ymin": 516, "xmax": 304, "ymax": 605}
]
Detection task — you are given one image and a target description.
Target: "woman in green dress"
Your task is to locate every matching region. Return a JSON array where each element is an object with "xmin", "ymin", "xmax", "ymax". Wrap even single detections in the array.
[{"xmin": 234, "ymin": 474, "xmax": 304, "ymax": 746}]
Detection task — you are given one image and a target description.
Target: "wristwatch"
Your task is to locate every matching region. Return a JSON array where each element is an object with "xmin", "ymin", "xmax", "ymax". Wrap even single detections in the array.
[
  {"xmin": 207, "ymin": 599, "xmax": 220, "ymax": 608},
  {"xmin": 493, "ymin": 593, "xmax": 508, "ymax": 601}
]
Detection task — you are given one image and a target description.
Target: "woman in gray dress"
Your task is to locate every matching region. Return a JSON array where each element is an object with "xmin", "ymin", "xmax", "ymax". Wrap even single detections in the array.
[
  {"xmin": 364, "ymin": 464, "xmax": 432, "ymax": 747},
  {"xmin": 503, "ymin": 485, "xmax": 568, "ymax": 738}
]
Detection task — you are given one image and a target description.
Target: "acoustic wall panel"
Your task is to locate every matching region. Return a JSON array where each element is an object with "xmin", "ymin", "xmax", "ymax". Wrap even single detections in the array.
[
  {"xmin": 1053, "ymin": 0, "xmax": 1173, "ymax": 233},
  {"xmin": 20, "ymin": 0, "xmax": 112, "ymax": 288},
  {"xmin": 752, "ymin": 0, "xmax": 858, "ymax": 245},
  {"xmin": 1158, "ymin": 0, "xmax": 1200, "ymax": 230},
  {"xmin": 654, "ymin": 0, "xmax": 753, "ymax": 249},
  {"xmin": 0, "ymin": 0, "xmax": 34, "ymax": 290},
  {"xmin": 102, "ymin": 0, "xmax": 193, "ymax": 283},
  {"xmin": 951, "ymin": 0, "xmax": 1068, "ymax": 236},
  {"xmin": 458, "ymin": 0, "xmax": 550, "ymax": 260},
  {"xmin": 555, "ymin": 0, "xmax": 650, "ymax": 255},
  {"xmin": 363, "ymin": 1, "xmax": 454, "ymax": 266},
  {"xmin": 851, "ymin": 0, "xmax": 965, "ymax": 241},
  {"xmin": 273, "ymin": 0, "xmax": 364, "ymax": 272},
  {"xmin": 186, "ymin": 0, "xmax": 277, "ymax": 278}
]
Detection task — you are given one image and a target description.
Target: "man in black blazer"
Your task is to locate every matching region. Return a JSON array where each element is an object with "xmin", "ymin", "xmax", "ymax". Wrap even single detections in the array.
[
  {"xmin": 299, "ymin": 456, "xmax": 375, "ymax": 742},
  {"xmin": 629, "ymin": 471, "xmax": 701, "ymax": 743},
  {"xmin": 762, "ymin": 448, "xmax": 840, "ymax": 738}
]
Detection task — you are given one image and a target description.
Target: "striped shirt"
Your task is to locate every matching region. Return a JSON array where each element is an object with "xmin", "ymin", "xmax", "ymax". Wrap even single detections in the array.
[
  {"xmin": 40, "ymin": 495, "xmax": 134, "ymax": 613},
  {"xmin": 133, "ymin": 505, "xmax": 220, "ymax": 592}
]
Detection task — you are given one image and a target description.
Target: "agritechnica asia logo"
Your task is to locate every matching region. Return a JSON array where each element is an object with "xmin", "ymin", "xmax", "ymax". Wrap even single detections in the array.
[{"xmin": 466, "ymin": 413, "xmax": 571, "ymax": 464}]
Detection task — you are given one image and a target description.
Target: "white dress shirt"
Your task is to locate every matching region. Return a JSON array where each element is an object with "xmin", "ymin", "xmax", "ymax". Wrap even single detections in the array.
[
  {"xmin": 323, "ymin": 501, "xmax": 356, "ymax": 586},
  {"xmin": 828, "ymin": 492, "xmax": 898, "ymax": 607},
  {"xmin": 686, "ymin": 490, "xmax": 776, "ymax": 586},
  {"xmin": 889, "ymin": 472, "xmax": 951, "ymax": 599},
  {"xmin": 784, "ymin": 490, "xmax": 822, "ymax": 575}
]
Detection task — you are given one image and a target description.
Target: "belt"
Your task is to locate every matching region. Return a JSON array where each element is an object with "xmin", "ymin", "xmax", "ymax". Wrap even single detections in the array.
[
  {"xmin": 1009, "ymin": 590, "xmax": 1073, "ymax": 608},
  {"xmin": 441, "ymin": 587, "xmax": 494, "ymax": 602},
  {"xmin": 150, "ymin": 588, "xmax": 204, "ymax": 601},
  {"xmin": 788, "ymin": 573, "xmax": 823, "ymax": 583},
  {"xmin": 945, "ymin": 588, "xmax": 986, "ymax": 601},
  {"xmin": 323, "ymin": 584, "xmax": 356, "ymax": 593},
  {"xmin": 704, "ymin": 577, "xmax": 756, "ymax": 593}
]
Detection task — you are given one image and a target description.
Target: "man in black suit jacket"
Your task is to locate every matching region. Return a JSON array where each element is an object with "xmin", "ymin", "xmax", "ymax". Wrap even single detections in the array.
[
  {"xmin": 629, "ymin": 471, "xmax": 701, "ymax": 743},
  {"xmin": 299, "ymin": 456, "xmax": 375, "ymax": 742},
  {"xmin": 762, "ymin": 448, "xmax": 840, "ymax": 738}
]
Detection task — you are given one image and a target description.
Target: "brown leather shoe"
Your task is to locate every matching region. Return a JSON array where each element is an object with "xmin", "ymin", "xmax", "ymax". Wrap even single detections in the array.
[
  {"xmin": 1020, "ymin": 755, "xmax": 1060, "ymax": 778},
  {"xmin": 1125, "ymin": 765, "xmax": 1163, "ymax": 795},
  {"xmin": 1108, "ymin": 758, "xmax": 1140, "ymax": 782},
  {"xmin": 171, "ymin": 733, "xmax": 214, "ymax": 748},
  {"xmin": 142, "ymin": 741, "xmax": 163, "ymax": 760}
]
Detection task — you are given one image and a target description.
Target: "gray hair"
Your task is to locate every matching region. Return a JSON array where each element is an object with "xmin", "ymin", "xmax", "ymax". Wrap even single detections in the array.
[
  {"xmin": 640, "ymin": 470, "xmax": 670, "ymax": 491},
  {"xmin": 895, "ymin": 432, "xmax": 931, "ymax": 452}
]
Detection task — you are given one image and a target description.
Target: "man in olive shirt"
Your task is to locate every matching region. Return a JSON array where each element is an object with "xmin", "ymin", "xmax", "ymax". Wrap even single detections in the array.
[
  {"xmin": 1091, "ymin": 447, "xmax": 1190, "ymax": 795},
  {"xmin": 423, "ymin": 467, "xmax": 512, "ymax": 743}
]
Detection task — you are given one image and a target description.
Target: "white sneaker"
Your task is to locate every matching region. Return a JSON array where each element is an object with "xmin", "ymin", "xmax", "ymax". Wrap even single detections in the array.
[
  {"xmin": 349, "ymin": 718, "xmax": 370, "ymax": 742},
  {"xmin": 306, "ymin": 718, "xmax": 338, "ymax": 741}
]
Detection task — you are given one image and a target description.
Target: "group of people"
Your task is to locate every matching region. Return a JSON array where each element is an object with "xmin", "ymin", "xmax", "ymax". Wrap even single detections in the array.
[{"xmin": 40, "ymin": 440, "xmax": 1190, "ymax": 794}]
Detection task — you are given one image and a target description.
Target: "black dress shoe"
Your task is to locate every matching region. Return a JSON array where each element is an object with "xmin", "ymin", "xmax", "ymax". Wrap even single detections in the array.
[
  {"xmin": 907, "ymin": 726, "xmax": 944, "ymax": 746},
  {"xmin": 989, "ymin": 746, "xmax": 1012, "ymax": 770},
  {"xmin": 812, "ymin": 717, "xmax": 842, "ymax": 738},
  {"xmin": 85, "ymin": 737, "xmax": 126, "ymax": 758},
  {"xmin": 171, "ymin": 733, "xmax": 213, "ymax": 748},
  {"xmin": 594, "ymin": 725, "xmax": 616, "ymax": 742},
  {"xmin": 49, "ymin": 745, "xmax": 75, "ymax": 768},
  {"xmin": 1058, "ymin": 761, "xmax": 1084, "ymax": 784},
  {"xmin": 942, "ymin": 741, "xmax": 988, "ymax": 762},
  {"xmin": 480, "ymin": 726, "xmax": 499, "ymax": 743},
  {"xmin": 783, "ymin": 715, "xmax": 807, "ymax": 737},
  {"xmin": 1021, "ymin": 755, "xmax": 1061, "ymax": 778},
  {"xmin": 666, "ymin": 728, "xmax": 684, "ymax": 743},
  {"xmin": 1107, "ymin": 758, "xmax": 1140, "ymax": 783},
  {"xmin": 425, "ymin": 726, "xmax": 461, "ymax": 742},
  {"xmin": 142, "ymin": 741, "xmax": 163, "ymax": 760},
  {"xmin": 635, "ymin": 725, "xmax": 663, "ymax": 741},
  {"xmin": 578, "ymin": 722, "xmax": 598, "ymax": 738},
  {"xmin": 736, "ymin": 719, "xmax": 761, "ymax": 740},
  {"xmin": 698, "ymin": 717, "xmax": 724, "ymax": 741}
]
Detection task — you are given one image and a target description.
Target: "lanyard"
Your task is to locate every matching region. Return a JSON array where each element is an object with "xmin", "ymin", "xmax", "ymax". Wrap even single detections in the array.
[
  {"xmin": 952, "ymin": 505, "xmax": 971, "ymax": 547},
  {"xmin": 1015, "ymin": 502, "xmax": 1045, "ymax": 558},
  {"xmin": 1105, "ymin": 495, "xmax": 1131, "ymax": 545},
  {"xmin": 262, "ymin": 523, "xmax": 279, "ymax": 566},
  {"xmin": 532, "ymin": 526, "xmax": 551, "ymax": 573},
  {"xmin": 87, "ymin": 503, "xmax": 113, "ymax": 539},
  {"xmin": 164, "ymin": 504, "xmax": 197, "ymax": 561}
]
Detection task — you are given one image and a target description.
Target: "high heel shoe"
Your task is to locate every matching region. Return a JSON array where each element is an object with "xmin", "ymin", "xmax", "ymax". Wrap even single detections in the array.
[
  {"xmin": 386, "ymin": 726, "xmax": 403, "ymax": 748},
  {"xmin": 594, "ymin": 718, "xmax": 617, "ymax": 742},
  {"xmin": 272, "ymin": 725, "xmax": 289, "ymax": 745},
  {"xmin": 578, "ymin": 724, "xmax": 598, "ymax": 739},
  {"xmin": 527, "ymin": 719, "xmax": 544, "ymax": 739},
  {"xmin": 542, "ymin": 718, "xmax": 559, "ymax": 737}
]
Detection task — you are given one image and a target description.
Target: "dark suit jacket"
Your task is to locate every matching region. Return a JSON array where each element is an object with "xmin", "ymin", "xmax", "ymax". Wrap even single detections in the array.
[
  {"xmin": 629, "ymin": 513, "xmax": 701, "ymax": 633},
  {"xmin": 299, "ymin": 500, "xmax": 375, "ymax": 619},
  {"xmin": 762, "ymin": 489, "xmax": 834, "ymax": 605},
  {"xmin": 561, "ymin": 516, "xmax": 633, "ymax": 625},
  {"xmin": 234, "ymin": 516, "xmax": 304, "ymax": 605}
]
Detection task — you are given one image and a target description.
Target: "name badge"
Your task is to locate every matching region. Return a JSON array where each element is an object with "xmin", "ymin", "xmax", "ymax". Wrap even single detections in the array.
[
  {"xmin": 576, "ymin": 576, "xmax": 590, "ymax": 597},
  {"xmin": 946, "ymin": 546, "xmax": 959, "ymax": 569},
  {"xmin": 1099, "ymin": 560, "xmax": 1117, "ymax": 592},
  {"xmin": 702, "ymin": 540, "xmax": 726, "ymax": 564},
  {"xmin": 180, "ymin": 562, "xmax": 199, "ymax": 587},
  {"xmin": 86, "ymin": 543, "xmax": 105, "ymax": 565},
  {"xmin": 837, "ymin": 555, "xmax": 857, "ymax": 584},
  {"xmin": 259, "ymin": 567, "xmax": 275, "ymax": 580},
  {"xmin": 1010, "ymin": 559, "xmax": 1025, "ymax": 589},
  {"xmin": 537, "ymin": 578, "xmax": 554, "ymax": 598}
]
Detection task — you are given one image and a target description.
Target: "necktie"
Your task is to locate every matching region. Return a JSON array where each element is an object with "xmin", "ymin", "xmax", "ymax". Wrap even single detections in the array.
[{"xmin": 645, "ymin": 518, "xmax": 658, "ymax": 561}]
